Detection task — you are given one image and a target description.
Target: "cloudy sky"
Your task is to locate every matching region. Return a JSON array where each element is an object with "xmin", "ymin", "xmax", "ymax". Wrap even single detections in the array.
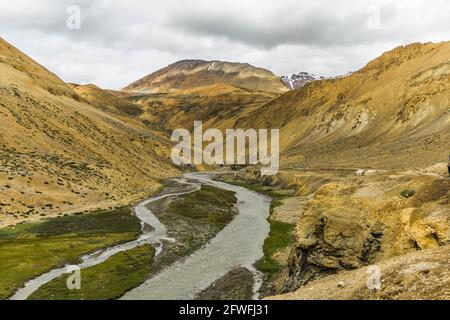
[{"xmin": 0, "ymin": 0, "xmax": 448, "ymax": 89}]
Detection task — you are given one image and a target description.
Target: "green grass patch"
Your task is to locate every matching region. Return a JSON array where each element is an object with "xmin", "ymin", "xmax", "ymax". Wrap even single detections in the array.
[
  {"xmin": 168, "ymin": 185, "xmax": 237, "ymax": 228},
  {"xmin": 0, "ymin": 207, "xmax": 141, "ymax": 299},
  {"xmin": 257, "ymin": 184, "xmax": 295, "ymax": 279},
  {"xmin": 256, "ymin": 220, "xmax": 295, "ymax": 279},
  {"xmin": 29, "ymin": 244, "xmax": 155, "ymax": 300}
]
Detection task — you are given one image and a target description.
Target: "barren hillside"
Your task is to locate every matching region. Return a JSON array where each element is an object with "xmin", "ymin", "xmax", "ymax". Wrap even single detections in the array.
[
  {"xmin": 126, "ymin": 83, "xmax": 278, "ymax": 132},
  {"xmin": 0, "ymin": 38, "xmax": 178, "ymax": 227},
  {"xmin": 238, "ymin": 42, "xmax": 450, "ymax": 170}
]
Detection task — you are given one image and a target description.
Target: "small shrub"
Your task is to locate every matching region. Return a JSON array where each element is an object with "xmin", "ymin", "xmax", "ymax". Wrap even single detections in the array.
[{"xmin": 401, "ymin": 189, "xmax": 416, "ymax": 198}]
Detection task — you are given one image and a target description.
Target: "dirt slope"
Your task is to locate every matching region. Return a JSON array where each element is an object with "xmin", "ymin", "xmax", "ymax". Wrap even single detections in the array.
[
  {"xmin": 0, "ymin": 37, "xmax": 178, "ymax": 227},
  {"xmin": 238, "ymin": 42, "xmax": 450, "ymax": 170}
]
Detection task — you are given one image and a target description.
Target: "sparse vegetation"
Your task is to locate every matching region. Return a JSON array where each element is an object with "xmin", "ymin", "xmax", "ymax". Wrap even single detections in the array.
[
  {"xmin": 148, "ymin": 183, "xmax": 238, "ymax": 274},
  {"xmin": 167, "ymin": 185, "xmax": 237, "ymax": 228},
  {"xmin": 401, "ymin": 189, "xmax": 416, "ymax": 198},
  {"xmin": 2, "ymin": 34, "xmax": 450, "ymax": 302}
]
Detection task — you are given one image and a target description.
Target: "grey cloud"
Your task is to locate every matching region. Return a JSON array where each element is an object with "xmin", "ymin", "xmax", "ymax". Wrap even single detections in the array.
[
  {"xmin": 0, "ymin": 0, "xmax": 448, "ymax": 89},
  {"xmin": 165, "ymin": 1, "xmax": 408, "ymax": 48}
]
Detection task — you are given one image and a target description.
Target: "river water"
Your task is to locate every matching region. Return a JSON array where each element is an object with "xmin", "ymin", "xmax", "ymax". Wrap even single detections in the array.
[{"xmin": 10, "ymin": 172, "xmax": 271, "ymax": 300}]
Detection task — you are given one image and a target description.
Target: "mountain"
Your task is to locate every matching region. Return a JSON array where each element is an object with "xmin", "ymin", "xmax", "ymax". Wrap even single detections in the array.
[
  {"xmin": 238, "ymin": 42, "xmax": 450, "ymax": 170},
  {"xmin": 123, "ymin": 59, "xmax": 289, "ymax": 94},
  {"xmin": 0, "ymin": 38, "xmax": 178, "ymax": 227},
  {"xmin": 281, "ymin": 72, "xmax": 318, "ymax": 89}
]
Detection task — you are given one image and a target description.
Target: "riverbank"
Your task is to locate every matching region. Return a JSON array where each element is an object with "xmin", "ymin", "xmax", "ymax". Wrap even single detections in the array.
[
  {"xmin": 214, "ymin": 173, "xmax": 297, "ymax": 297},
  {"xmin": 224, "ymin": 165, "xmax": 450, "ymax": 300},
  {"xmin": 28, "ymin": 244, "xmax": 156, "ymax": 300},
  {"xmin": 143, "ymin": 182, "xmax": 239, "ymax": 277},
  {"xmin": 0, "ymin": 206, "xmax": 142, "ymax": 299},
  {"xmin": 121, "ymin": 173, "xmax": 270, "ymax": 300},
  {"xmin": 3, "ymin": 174, "xmax": 244, "ymax": 300},
  {"xmin": 195, "ymin": 267, "xmax": 255, "ymax": 300}
]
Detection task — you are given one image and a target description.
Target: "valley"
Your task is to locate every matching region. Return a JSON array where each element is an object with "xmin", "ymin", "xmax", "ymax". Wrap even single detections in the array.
[
  {"xmin": 0, "ymin": 206, "xmax": 143, "ymax": 299},
  {"xmin": 5, "ymin": 173, "xmax": 270, "ymax": 300},
  {"xmin": 0, "ymin": 36, "xmax": 449, "ymax": 300}
]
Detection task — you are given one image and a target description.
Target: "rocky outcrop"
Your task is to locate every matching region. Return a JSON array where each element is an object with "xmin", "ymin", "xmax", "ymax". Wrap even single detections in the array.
[
  {"xmin": 282, "ymin": 172, "xmax": 450, "ymax": 292},
  {"xmin": 232, "ymin": 167, "xmax": 334, "ymax": 196},
  {"xmin": 269, "ymin": 245, "xmax": 450, "ymax": 300}
]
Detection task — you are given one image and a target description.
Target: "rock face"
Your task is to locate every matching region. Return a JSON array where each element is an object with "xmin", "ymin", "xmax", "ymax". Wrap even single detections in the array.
[
  {"xmin": 232, "ymin": 166, "xmax": 450, "ymax": 299},
  {"xmin": 281, "ymin": 72, "xmax": 318, "ymax": 89},
  {"xmin": 282, "ymin": 173, "xmax": 450, "ymax": 292},
  {"xmin": 123, "ymin": 60, "xmax": 289, "ymax": 94},
  {"xmin": 269, "ymin": 245, "xmax": 450, "ymax": 300}
]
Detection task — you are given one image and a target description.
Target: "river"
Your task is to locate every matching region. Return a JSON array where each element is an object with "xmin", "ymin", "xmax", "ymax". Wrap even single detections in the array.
[{"xmin": 10, "ymin": 172, "xmax": 271, "ymax": 300}]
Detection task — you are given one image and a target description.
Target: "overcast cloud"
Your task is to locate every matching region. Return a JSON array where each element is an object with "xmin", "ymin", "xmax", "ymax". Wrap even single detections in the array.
[{"xmin": 0, "ymin": 0, "xmax": 448, "ymax": 89}]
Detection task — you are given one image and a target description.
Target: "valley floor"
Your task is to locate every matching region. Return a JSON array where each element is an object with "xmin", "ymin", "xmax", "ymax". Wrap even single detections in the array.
[
  {"xmin": 1, "ymin": 175, "xmax": 259, "ymax": 300},
  {"xmin": 1, "ymin": 164, "xmax": 449, "ymax": 300}
]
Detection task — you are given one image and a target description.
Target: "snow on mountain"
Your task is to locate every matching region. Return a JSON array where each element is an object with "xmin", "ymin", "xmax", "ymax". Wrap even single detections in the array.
[{"xmin": 281, "ymin": 72, "xmax": 318, "ymax": 89}]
